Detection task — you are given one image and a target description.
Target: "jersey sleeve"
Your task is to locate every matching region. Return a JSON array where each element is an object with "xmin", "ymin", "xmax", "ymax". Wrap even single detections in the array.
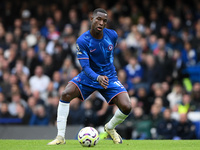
[
  {"xmin": 76, "ymin": 38, "xmax": 89, "ymax": 59},
  {"xmin": 76, "ymin": 38, "xmax": 99, "ymax": 81},
  {"xmin": 109, "ymin": 29, "xmax": 118, "ymax": 47},
  {"xmin": 113, "ymin": 30, "xmax": 118, "ymax": 47}
]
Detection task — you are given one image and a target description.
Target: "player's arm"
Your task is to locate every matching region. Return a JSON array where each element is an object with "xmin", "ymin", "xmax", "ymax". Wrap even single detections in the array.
[
  {"xmin": 76, "ymin": 40, "xmax": 109, "ymax": 89},
  {"xmin": 79, "ymin": 59, "xmax": 109, "ymax": 89},
  {"xmin": 76, "ymin": 40, "xmax": 99, "ymax": 80},
  {"xmin": 78, "ymin": 58, "xmax": 99, "ymax": 81}
]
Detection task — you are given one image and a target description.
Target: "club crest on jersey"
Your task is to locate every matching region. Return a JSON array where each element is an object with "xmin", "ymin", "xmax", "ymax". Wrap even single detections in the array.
[{"xmin": 108, "ymin": 44, "xmax": 113, "ymax": 51}]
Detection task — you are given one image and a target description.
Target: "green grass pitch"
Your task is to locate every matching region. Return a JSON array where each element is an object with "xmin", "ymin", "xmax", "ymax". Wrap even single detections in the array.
[{"xmin": 0, "ymin": 139, "xmax": 200, "ymax": 150}]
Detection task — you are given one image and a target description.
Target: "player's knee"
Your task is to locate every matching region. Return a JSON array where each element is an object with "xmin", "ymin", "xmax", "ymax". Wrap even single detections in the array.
[
  {"xmin": 121, "ymin": 102, "xmax": 132, "ymax": 115},
  {"xmin": 61, "ymin": 91, "xmax": 71, "ymax": 102}
]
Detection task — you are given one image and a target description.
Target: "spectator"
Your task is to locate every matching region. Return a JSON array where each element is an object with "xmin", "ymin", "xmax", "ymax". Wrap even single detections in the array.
[
  {"xmin": 137, "ymin": 16, "xmax": 146, "ymax": 34},
  {"xmin": 176, "ymin": 113, "xmax": 196, "ymax": 139},
  {"xmin": 46, "ymin": 95, "xmax": 59, "ymax": 125},
  {"xmin": 37, "ymin": 39, "xmax": 47, "ymax": 61},
  {"xmin": 114, "ymin": 39, "xmax": 129, "ymax": 69},
  {"xmin": 40, "ymin": 17, "xmax": 54, "ymax": 38},
  {"xmin": 142, "ymin": 54, "xmax": 161, "ymax": 87},
  {"xmin": 157, "ymin": 108, "xmax": 178, "ymax": 139},
  {"xmin": 118, "ymin": 69, "xmax": 134, "ymax": 96},
  {"xmin": 52, "ymin": 43, "xmax": 68, "ymax": 71},
  {"xmin": 155, "ymin": 49, "xmax": 173, "ymax": 83},
  {"xmin": 67, "ymin": 8, "xmax": 80, "ymax": 36},
  {"xmin": 24, "ymin": 47, "xmax": 41, "ymax": 76},
  {"xmin": 46, "ymin": 81, "xmax": 58, "ymax": 98},
  {"xmin": 161, "ymin": 82, "xmax": 171, "ymax": 97},
  {"xmin": 68, "ymin": 98, "xmax": 85, "ymax": 125},
  {"xmin": 29, "ymin": 104, "xmax": 49, "ymax": 126},
  {"xmin": 153, "ymin": 38, "xmax": 171, "ymax": 56},
  {"xmin": 0, "ymin": 71, "xmax": 11, "ymax": 100},
  {"xmin": 53, "ymin": 9, "xmax": 65, "ymax": 32},
  {"xmin": 151, "ymin": 83, "xmax": 169, "ymax": 108},
  {"xmin": 0, "ymin": 92, "xmax": 5, "ymax": 107},
  {"xmin": 124, "ymin": 55, "xmax": 143, "ymax": 86},
  {"xmin": 60, "ymin": 57, "xmax": 75, "ymax": 77},
  {"xmin": 26, "ymin": 96, "xmax": 37, "ymax": 116},
  {"xmin": 175, "ymin": 93, "xmax": 197, "ymax": 114},
  {"xmin": 159, "ymin": 26, "xmax": 170, "ymax": 43},
  {"xmin": 5, "ymin": 44, "xmax": 18, "ymax": 70},
  {"xmin": 13, "ymin": 27, "xmax": 22, "ymax": 44},
  {"xmin": 181, "ymin": 42, "xmax": 198, "ymax": 67},
  {"xmin": 191, "ymin": 20, "xmax": 200, "ymax": 61},
  {"xmin": 45, "ymin": 24, "xmax": 60, "ymax": 55},
  {"xmin": 170, "ymin": 17, "xmax": 182, "ymax": 38},
  {"xmin": 148, "ymin": 34, "xmax": 158, "ymax": 52},
  {"xmin": 167, "ymin": 33, "xmax": 183, "ymax": 51},
  {"xmin": 0, "ymin": 25, "xmax": 6, "ymax": 49},
  {"xmin": 136, "ymin": 87, "xmax": 153, "ymax": 114},
  {"xmin": 167, "ymin": 83, "xmax": 183, "ymax": 110},
  {"xmin": 29, "ymin": 65, "xmax": 50, "ymax": 100},
  {"xmin": 126, "ymin": 25, "xmax": 141, "ymax": 50},
  {"xmin": 131, "ymin": 107, "xmax": 152, "ymax": 139},
  {"xmin": 87, "ymin": 92, "xmax": 109, "ymax": 126},
  {"xmin": 154, "ymin": 97, "xmax": 166, "ymax": 113},
  {"xmin": 149, "ymin": 104, "xmax": 163, "ymax": 129},
  {"xmin": 19, "ymin": 40, "xmax": 29, "ymax": 59},
  {"xmin": 31, "ymin": 91, "xmax": 45, "ymax": 105},
  {"xmin": 0, "ymin": 101, "xmax": 12, "ymax": 118},
  {"xmin": 21, "ymin": 9, "xmax": 31, "ymax": 35},
  {"xmin": 78, "ymin": 20, "xmax": 90, "ymax": 36},
  {"xmin": 8, "ymin": 92, "xmax": 27, "ymax": 117},
  {"xmin": 4, "ymin": 32, "xmax": 14, "ymax": 50},
  {"xmin": 171, "ymin": 49, "xmax": 186, "ymax": 83},
  {"xmin": 191, "ymin": 82, "xmax": 200, "ymax": 110},
  {"xmin": 42, "ymin": 53, "xmax": 55, "ymax": 78},
  {"xmin": 83, "ymin": 99, "xmax": 97, "ymax": 127},
  {"xmin": 52, "ymin": 71, "xmax": 63, "ymax": 91},
  {"xmin": 16, "ymin": 103, "xmax": 31, "ymax": 125},
  {"xmin": 148, "ymin": 9, "xmax": 161, "ymax": 35},
  {"xmin": 11, "ymin": 58, "xmax": 30, "ymax": 77}
]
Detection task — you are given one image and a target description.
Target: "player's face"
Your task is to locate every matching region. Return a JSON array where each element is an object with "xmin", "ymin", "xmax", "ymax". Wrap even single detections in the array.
[{"xmin": 91, "ymin": 12, "xmax": 108, "ymax": 33}]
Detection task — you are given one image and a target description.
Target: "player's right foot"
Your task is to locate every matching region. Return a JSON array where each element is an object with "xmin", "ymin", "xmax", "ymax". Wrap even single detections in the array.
[
  {"xmin": 47, "ymin": 135, "xmax": 66, "ymax": 145},
  {"xmin": 104, "ymin": 123, "xmax": 123, "ymax": 144}
]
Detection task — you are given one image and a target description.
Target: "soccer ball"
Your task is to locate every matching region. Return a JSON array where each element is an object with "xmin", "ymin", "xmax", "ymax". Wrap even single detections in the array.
[{"xmin": 78, "ymin": 127, "xmax": 99, "ymax": 147}]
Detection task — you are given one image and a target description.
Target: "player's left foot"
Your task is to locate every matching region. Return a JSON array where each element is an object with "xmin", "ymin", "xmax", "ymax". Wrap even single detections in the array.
[
  {"xmin": 47, "ymin": 135, "xmax": 66, "ymax": 145},
  {"xmin": 104, "ymin": 123, "xmax": 123, "ymax": 144}
]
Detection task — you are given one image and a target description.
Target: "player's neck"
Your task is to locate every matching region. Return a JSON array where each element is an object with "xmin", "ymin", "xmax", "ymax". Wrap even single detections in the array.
[{"xmin": 90, "ymin": 29, "xmax": 103, "ymax": 39}]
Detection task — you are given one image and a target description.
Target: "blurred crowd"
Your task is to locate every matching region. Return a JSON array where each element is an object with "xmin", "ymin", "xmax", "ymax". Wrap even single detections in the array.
[{"xmin": 0, "ymin": 0, "xmax": 200, "ymax": 139}]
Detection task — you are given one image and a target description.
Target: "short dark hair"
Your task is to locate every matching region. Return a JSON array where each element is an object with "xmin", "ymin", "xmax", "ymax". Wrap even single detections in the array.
[{"xmin": 93, "ymin": 8, "xmax": 107, "ymax": 16}]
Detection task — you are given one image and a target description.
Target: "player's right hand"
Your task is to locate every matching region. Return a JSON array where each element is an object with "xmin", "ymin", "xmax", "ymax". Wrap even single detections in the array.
[{"xmin": 97, "ymin": 75, "xmax": 109, "ymax": 89}]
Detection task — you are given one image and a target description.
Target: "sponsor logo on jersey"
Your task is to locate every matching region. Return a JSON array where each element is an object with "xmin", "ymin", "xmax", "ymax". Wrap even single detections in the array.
[
  {"xmin": 76, "ymin": 44, "xmax": 80, "ymax": 51},
  {"xmin": 77, "ymin": 52, "xmax": 82, "ymax": 55}
]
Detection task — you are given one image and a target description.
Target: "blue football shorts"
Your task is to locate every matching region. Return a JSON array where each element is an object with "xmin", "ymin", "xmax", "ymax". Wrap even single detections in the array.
[{"xmin": 69, "ymin": 76, "xmax": 128, "ymax": 104}]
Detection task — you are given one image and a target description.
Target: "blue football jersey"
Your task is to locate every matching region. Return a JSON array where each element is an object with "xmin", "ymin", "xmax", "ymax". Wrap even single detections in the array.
[{"xmin": 75, "ymin": 28, "xmax": 118, "ymax": 88}]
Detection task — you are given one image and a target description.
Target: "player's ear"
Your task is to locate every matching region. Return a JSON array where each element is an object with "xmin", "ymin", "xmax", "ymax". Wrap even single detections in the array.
[{"xmin": 90, "ymin": 16, "xmax": 94, "ymax": 22}]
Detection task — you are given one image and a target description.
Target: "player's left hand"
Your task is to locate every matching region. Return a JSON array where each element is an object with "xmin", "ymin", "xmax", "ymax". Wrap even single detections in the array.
[{"xmin": 97, "ymin": 75, "xmax": 109, "ymax": 89}]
